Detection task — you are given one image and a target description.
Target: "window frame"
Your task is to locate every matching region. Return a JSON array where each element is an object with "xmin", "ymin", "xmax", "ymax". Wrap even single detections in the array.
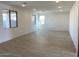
[
  {"xmin": 32, "ymin": 15, "xmax": 36, "ymax": 25},
  {"xmin": 9, "ymin": 10, "xmax": 18, "ymax": 28}
]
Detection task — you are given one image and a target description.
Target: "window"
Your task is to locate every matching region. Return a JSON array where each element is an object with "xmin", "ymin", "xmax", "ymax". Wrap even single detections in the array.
[
  {"xmin": 39, "ymin": 15, "xmax": 45, "ymax": 25},
  {"xmin": 32, "ymin": 15, "xmax": 36, "ymax": 25},
  {"xmin": 9, "ymin": 10, "xmax": 18, "ymax": 28},
  {"xmin": 2, "ymin": 10, "xmax": 18, "ymax": 29},
  {"xmin": 2, "ymin": 10, "xmax": 10, "ymax": 29}
]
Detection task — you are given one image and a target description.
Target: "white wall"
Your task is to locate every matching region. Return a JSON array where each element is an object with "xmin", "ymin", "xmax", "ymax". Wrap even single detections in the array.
[
  {"xmin": 0, "ymin": 3, "xmax": 35, "ymax": 43},
  {"xmin": 44, "ymin": 12, "xmax": 69, "ymax": 31},
  {"xmin": 69, "ymin": 2, "xmax": 79, "ymax": 54},
  {"xmin": 0, "ymin": 11, "xmax": 2, "ymax": 29}
]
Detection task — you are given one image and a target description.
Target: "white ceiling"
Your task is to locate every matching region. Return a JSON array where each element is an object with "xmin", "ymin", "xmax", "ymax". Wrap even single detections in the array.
[{"xmin": 0, "ymin": 1, "xmax": 75, "ymax": 12}]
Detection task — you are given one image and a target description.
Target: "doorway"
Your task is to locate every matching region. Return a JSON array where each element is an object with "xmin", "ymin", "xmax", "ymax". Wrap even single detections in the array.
[{"xmin": 36, "ymin": 15, "xmax": 45, "ymax": 30}]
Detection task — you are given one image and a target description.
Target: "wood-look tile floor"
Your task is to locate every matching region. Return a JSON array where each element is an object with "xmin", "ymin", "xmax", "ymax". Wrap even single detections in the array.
[{"xmin": 0, "ymin": 30, "xmax": 76, "ymax": 57}]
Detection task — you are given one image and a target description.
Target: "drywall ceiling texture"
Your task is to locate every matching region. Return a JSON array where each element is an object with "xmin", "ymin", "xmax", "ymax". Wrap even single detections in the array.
[
  {"xmin": 69, "ymin": 2, "xmax": 79, "ymax": 56},
  {"xmin": 0, "ymin": 1, "xmax": 74, "ymax": 12}
]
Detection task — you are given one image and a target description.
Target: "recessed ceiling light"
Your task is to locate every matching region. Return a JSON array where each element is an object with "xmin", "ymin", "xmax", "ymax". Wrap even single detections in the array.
[
  {"xmin": 58, "ymin": 6, "xmax": 61, "ymax": 8},
  {"xmin": 21, "ymin": 2, "xmax": 27, "ymax": 7},
  {"xmin": 56, "ymin": 0, "xmax": 60, "ymax": 3}
]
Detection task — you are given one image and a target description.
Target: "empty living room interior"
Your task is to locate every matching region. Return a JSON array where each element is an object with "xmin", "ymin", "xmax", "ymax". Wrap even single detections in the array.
[{"xmin": 0, "ymin": 1, "xmax": 79, "ymax": 57}]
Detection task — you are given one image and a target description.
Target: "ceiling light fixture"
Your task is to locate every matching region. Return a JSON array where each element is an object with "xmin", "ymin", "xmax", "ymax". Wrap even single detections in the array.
[
  {"xmin": 58, "ymin": 6, "xmax": 61, "ymax": 8},
  {"xmin": 56, "ymin": 0, "xmax": 60, "ymax": 3},
  {"xmin": 21, "ymin": 2, "xmax": 27, "ymax": 7}
]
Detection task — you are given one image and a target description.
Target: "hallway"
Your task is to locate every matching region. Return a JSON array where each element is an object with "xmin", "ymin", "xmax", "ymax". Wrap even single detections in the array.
[{"xmin": 0, "ymin": 30, "xmax": 76, "ymax": 57}]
